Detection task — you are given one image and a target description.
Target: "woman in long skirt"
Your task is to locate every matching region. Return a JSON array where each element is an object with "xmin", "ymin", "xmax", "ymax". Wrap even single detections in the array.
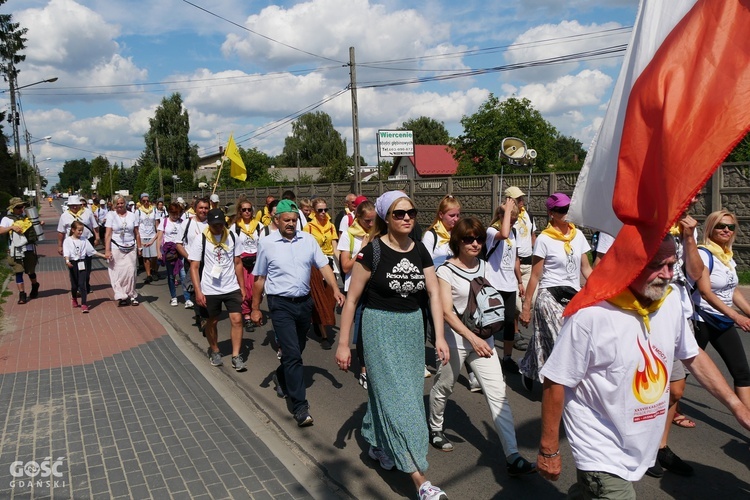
[
  {"xmin": 104, "ymin": 195, "xmax": 141, "ymax": 306},
  {"xmin": 335, "ymin": 191, "xmax": 450, "ymax": 500}
]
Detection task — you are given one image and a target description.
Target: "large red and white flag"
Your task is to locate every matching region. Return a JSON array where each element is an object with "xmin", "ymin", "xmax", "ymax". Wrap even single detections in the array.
[{"xmin": 566, "ymin": 0, "xmax": 750, "ymax": 315}]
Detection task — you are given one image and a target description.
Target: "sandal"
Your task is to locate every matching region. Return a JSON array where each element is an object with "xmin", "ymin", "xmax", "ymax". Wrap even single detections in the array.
[
  {"xmin": 429, "ymin": 430, "xmax": 454, "ymax": 452},
  {"xmin": 672, "ymin": 412, "xmax": 696, "ymax": 428}
]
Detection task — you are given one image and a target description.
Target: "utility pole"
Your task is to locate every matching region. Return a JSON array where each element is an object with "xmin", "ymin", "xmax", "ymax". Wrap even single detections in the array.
[
  {"xmin": 349, "ymin": 47, "xmax": 361, "ymax": 194},
  {"xmin": 8, "ymin": 65, "xmax": 22, "ymax": 190}
]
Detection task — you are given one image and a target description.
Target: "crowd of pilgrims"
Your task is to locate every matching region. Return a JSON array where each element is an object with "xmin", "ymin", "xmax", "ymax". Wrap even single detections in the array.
[{"xmin": 42, "ymin": 186, "xmax": 749, "ymax": 500}]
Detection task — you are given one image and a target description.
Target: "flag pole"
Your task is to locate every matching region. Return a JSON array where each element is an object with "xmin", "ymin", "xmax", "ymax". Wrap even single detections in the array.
[{"xmin": 212, "ymin": 157, "xmax": 225, "ymax": 195}]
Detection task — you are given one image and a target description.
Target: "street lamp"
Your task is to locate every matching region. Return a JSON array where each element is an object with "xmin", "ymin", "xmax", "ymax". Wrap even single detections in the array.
[
  {"xmin": 171, "ymin": 174, "xmax": 181, "ymax": 194},
  {"xmin": 27, "ymin": 135, "xmax": 52, "ymax": 207},
  {"xmin": 4, "ymin": 76, "xmax": 58, "ymax": 192}
]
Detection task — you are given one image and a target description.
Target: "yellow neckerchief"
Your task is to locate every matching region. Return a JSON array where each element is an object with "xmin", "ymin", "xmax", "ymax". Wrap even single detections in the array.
[
  {"xmin": 668, "ymin": 224, "xmax": 681, "ymax": 236},
  {"xmin": 305, "ymin": 217, "xmax": 336, "ymax": 255},
  {"xmin": 187, "ymin": 207, "xmax": 196, "ymax": 216},
  {"xmin": 237, "ymin": 218, "xmax": 259, "ymax": 238},
  {"xmin": 516, "ymin": 207, "xmax": 529, "ymax": 236},
  {"xmin": 347, "ymin": 220, "xmax": 367, "ymax": 239},
  {"xmin": 700, "ymin": 241, "xmax": 733, "ymax": 268},
  {"xmin": 203, "ymin": 227, "xmax": 230, "ymax": 251},
  {"xmin": 541, "ymin": 222, "xmax": 577, "ymax": 255},
  {"xmin": 431, "ymin": 220, "xmax": 451, "ymax": 246},
  {"xmin": 69, "ymin": 207, "xmax": 86, "ymax": 218},
  {"xmin": 607, "ymin": 286, "xmax": 672, "ymax": 333},
  {"xmin": 139, "ymin": 204, "xmax": 154, "ymax": 216}
]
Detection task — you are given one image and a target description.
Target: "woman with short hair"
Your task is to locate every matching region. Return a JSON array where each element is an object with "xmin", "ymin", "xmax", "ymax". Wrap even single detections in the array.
[
  {"xmin": 428, "ymin": 216, "xmax": 535, "ymax": 477},
  {"xmin": 157, "ymin": 202, "xmax": 192, "ymax": 307},
  {"xmin": 230, "ymin": 199, "xmax": 264, "ymax": 332},
  {"xmin": 104, "ymin": 195, "xmax": 141, "ymax": 306}
]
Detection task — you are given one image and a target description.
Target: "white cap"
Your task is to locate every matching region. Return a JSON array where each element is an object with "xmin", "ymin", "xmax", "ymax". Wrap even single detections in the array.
[
  {"xmin": 67, "ymin": 195, "xmax": 82, "ymax": 205},
  {"xmin": 177, "ymin": 197, "xmax": 185, "ymax": 204},
  {"xmin": 128, "ymin": 200, "xmax": 135, "ymax": 205},
  {"xmin": 210, "ymin": 194, "xmax": 220, "ymax": 203},
  {"xmin": 99, "ymin": 199, "xmax": 106, "ymax": 204}
]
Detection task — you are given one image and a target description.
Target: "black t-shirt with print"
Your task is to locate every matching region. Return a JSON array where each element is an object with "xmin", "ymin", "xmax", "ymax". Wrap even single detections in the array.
[{"xmin": 356, "ymin": 238, "xmax": 433, "ymax": 312}]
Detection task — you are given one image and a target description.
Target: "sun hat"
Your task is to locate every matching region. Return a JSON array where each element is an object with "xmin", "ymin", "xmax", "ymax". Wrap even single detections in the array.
[
  {"xmin": 504, "ymin": 186, "xmax": 525, "ymax": 199},
  {"xmin": 375, "ymin": 190, "xmax": 409, "ymax": 220},
  {"xmin": 67, "ymin": 195, "xmax": 82, "ymax": 206},
  {"xmin": 545, "ymin": 192, "xmax": 571, "ymax": 211},
  {"xmin": 140, "ymin": 192, "xmax": 149, "ymax": 200},
  {"xmin": 99, "ymin": 199, "xmax": 106, "ymax": 204},
  {"xmin": 210, "ymin": 194, "xmax": 220, "ymax": 203},
  {"xmin": 7, "ymin": 197, "xmax": 28, "ymax": 211}
]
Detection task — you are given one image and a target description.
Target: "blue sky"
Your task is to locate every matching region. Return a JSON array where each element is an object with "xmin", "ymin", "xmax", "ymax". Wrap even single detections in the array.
[{"xmin": 5, "ymin": 0, "xmax": 639, "ymax": 188}]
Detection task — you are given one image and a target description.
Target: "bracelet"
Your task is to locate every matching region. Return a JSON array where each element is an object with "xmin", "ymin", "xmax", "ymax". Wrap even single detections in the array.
[{"xmin": 539, "ymin": 450, "xmax": 560, "ymax": 458}]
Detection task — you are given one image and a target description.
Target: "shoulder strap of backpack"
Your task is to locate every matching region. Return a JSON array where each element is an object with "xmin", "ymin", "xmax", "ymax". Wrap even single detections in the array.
[
  {"xmin": 182, "ymin": 217, "xmax": 192, "ymax": 244},
  {"xmin": 429, "ymin": 228, "xmax": 438, "ymax": 252},
  {"xmin": 698, "ymin": 246, "xmax": 714, "ymax": 275}
]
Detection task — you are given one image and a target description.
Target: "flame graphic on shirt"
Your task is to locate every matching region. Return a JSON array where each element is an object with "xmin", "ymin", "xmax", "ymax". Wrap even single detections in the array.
[{"xmin": 632, "ymin": 336, "xmax": 668, "ymax": 405}]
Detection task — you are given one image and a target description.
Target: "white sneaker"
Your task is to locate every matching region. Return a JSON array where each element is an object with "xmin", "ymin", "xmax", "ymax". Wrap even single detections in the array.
[
  {"xmin": 418, "ymin": 481, "xmax": 448, "ymax": 500},
  {"xmin": 368, "ymin": 446, "xmax": 395, "ymax": 471},
  {"xmin": 184, "ymin": 299, "xmax": 194, "ymax": 309},
  {"xmin": 170, "ymin": 297, "xmax": 178, "ymax": 306},
  {"xmin": 469, "ymin": 372, "xmax": 482, "ymax": 393},
  {"xmin": 424, "ymin": 365, "xmax": 432, "ymax": 378}
]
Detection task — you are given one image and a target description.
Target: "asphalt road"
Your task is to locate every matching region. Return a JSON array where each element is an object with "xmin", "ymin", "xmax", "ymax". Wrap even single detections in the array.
[{"xmin": 136, "ymin": 270, "xmax": 750, "ymax": 500}]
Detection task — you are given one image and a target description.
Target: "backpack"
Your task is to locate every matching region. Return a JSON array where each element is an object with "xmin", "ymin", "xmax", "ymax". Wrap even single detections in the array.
[{"xmin": 443, "ymin": 260, "xmax": 505, "ymax": 339}]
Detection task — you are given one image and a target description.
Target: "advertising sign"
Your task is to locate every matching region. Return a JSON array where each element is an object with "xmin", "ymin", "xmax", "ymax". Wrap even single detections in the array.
[{"xmin": 377, "ymin": 130, "xmax": 414, "ymax": 157}]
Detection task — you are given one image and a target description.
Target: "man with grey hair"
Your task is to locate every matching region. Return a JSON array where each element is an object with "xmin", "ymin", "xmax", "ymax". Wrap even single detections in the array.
[
  {"xmin": 537, "ymin": 236, "xmax": 750, "ymax": 498},
  {"xmin": 251, "ymin": 199, "xmax": 344, "ymax": 427}
]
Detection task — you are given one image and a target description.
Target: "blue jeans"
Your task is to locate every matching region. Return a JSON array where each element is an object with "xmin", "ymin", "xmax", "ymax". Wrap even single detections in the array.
[
  {"xmin": 165, "ymin": 259, "xmax": 190, "ymax": 301},
  {"xmin": 268, "ymin": 294, "xmax": 313, "ymax": 415}
]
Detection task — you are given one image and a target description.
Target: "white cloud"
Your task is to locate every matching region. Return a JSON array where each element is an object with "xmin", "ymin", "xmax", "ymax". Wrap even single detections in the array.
[
  {"xmin": 514, "ymin": 69, "xmax": 612, "ymax": 115},
  {"xmin": 15, "ymin": 0, "xmax": 148, "ymax": 95},
  {"xmin": 222, "ymin": 0, "xmax": 453, "ymax": 69},
  {"xmin": 505, "ymin": 20, "xmax": 629, "ymax": 81}
]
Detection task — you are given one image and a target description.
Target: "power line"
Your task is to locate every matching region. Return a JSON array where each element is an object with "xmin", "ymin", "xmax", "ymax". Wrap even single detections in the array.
[{"xmin": 180, "ymin": 0, "xmax": 346, "ymax": 65}]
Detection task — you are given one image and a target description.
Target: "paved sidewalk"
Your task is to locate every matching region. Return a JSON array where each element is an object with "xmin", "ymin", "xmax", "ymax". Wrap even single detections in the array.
[{"xmin": 0, "ymin": 206, "xmax": 326, "ymax": 499}]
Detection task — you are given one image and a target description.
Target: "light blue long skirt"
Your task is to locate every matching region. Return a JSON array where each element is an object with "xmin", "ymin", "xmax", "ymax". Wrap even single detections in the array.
[{"xmin": 361, "ymin": 307, "xmax": 428, "ymax": 474}]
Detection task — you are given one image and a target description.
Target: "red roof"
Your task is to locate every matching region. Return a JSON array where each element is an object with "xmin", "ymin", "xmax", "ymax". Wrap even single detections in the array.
[{"xmin": 391, "ymin": 145, "xmax": 458, "ymax": 177}]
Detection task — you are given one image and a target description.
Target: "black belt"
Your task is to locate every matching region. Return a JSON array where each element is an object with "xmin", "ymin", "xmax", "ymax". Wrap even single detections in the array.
[
  {"xmin": 270, "ymin": 294, "xmax": 310, "ymax": 303},
  {"xmin": 519, "ymin": 256, "xmax": 533, "ymax": 265}
]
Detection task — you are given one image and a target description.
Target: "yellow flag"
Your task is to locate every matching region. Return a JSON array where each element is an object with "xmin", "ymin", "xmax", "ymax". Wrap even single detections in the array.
[{"xmin": 226, "ymin": 134, "xmax": 247, "ymax": 181}]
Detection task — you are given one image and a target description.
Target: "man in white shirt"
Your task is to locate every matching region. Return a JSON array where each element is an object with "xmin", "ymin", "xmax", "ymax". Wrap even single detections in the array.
[
  {"xmin": 95, "ymin": 199, "xmax": 109, "ymax": 243},
  {"xmin": 177, "ymin": 197, "xmax": 209, "ymax": 311},
  {"xmin": 188, "ymin": 208, "xmax": 246, "ymax": 372},
  {"xmin": 537, "ymin": 236, "xmax": 750, "ymax": 498}
]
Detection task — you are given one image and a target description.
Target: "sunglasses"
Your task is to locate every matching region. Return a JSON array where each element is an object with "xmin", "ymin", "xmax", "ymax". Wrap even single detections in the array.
[
  {"xmin": 461, "ymin": 236, "xmax": 482, "ymax": 245},
  {"xmin": 714, "ymin": 223, "xmax": 736, "ymax": 232},
  {"xmin": 391, "ymin": 208, "xmax": 418, "ymax": 220},
  {"xmin": 240, "ymin": 208, "xmax": 253, "ymax": 212},
  {"xmin": 316, "ymin": 208, "xmax": 329, "ymax": 213},
  {"xmin": 361, "ymin": 218, "xmax": 375, "ymax": 224},
  {"xmin": 551, "ymin": 206, "xmax": 569, "ymax": 214}
]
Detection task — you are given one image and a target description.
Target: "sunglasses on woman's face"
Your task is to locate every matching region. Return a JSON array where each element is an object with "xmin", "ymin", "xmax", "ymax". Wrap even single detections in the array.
[
  {"xmin": 461, "ymin": 236, "xmax": 482, "ymax": 245},
  {"xmin": 240, "ymin": 208, "xmax": 253, "ymax": 213},
  {"xmin": 316, "ymin": 208, "xmax": 329, "ymax": 213},
  {"xmin": 714, "ymin": 223, "xmax": 736, "ymax": 232},
  {"xmin": 552, "ymin": 206, "xmax": 569, "ymax": 214},
  {"xmin": 391, "ymin": 208, "xmax": 418, "ymax": 220}
]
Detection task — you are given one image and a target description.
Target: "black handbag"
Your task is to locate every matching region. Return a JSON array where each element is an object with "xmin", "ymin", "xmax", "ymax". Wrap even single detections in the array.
[
  {"xmin": 241, "ymin": 255, "xmax": 256, "ymax": 272},
  {"xmin": 546, "ymin": 286, "xmax": 578, "ymax": 306}
]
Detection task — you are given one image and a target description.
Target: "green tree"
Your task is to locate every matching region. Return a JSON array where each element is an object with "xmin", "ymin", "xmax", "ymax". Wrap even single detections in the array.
[
  {"xmin": 727, "ymin": 133, "xmax": 750, "ymax": 162},
  {"xmin": 143, "ymin": 93, "xmax": 199, "ymax": 172},
  {"xmin": 57, "ymin": 158, "xmax": 91, "ymax": 193},
  {"xmin": 242, "ymin": 147, "xmax": 277, "ymax": 186},
  {"xmin": 399, "ymin": 116, "xmax": 451, "ymax": 145},
  {"xmin": 280, "ymin": 111, "xmax": 348, "ymax": 181},
  {"xmin": 452, "ymin": 95, "xmax": 580, "ymax": 175}
]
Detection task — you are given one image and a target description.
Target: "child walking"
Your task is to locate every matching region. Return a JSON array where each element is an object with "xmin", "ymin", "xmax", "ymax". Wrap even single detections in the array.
[{"xmin": 64, "ymin": 221, "xmax": 107, "ymax": 313}]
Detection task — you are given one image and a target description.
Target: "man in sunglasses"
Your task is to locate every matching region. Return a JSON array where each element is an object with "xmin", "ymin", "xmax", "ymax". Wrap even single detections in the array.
[{"xmin": 251, "ymin": 200, "xmax": 344, "ymax": 427}]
